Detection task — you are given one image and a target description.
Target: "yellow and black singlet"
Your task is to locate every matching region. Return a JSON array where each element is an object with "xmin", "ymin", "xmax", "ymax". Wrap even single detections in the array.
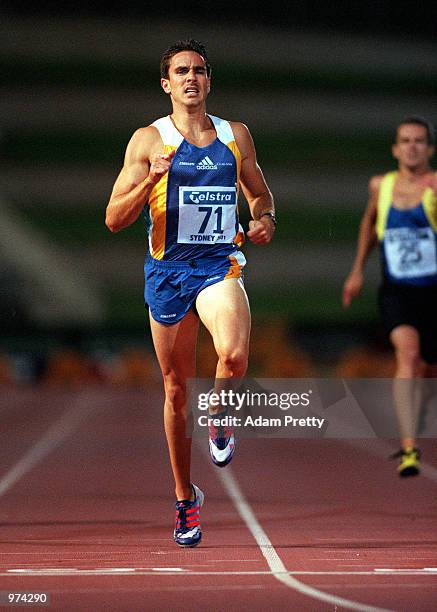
[{"xmin": 376, "ymin": 171, "xmax": 437, "ymax": 286}]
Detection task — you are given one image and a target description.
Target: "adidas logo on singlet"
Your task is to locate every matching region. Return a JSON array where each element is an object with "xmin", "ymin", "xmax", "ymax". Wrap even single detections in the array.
[{"xmin": 197, "ymin": 156, "xmax": 217, "ymax": 170}]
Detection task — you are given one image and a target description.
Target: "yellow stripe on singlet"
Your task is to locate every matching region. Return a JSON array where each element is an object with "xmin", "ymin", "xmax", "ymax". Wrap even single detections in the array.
[
  {"xmin": 423, "ymin": 173, "xmax": 437, "ymax": 232},
  {"xmin": 376, "ymin": 171, "xmax": 397, "ymax": 241},
  {"xmin": 226, "ymin": 140, "xmax": 241, "ymax": 192},
  {"xmin": 148, "ymin": 145, "xmax": 176, "ymax": 260},
  {"xmin": 226, "ymin": 140, "xmax": 244, "ymax": 246},
  {"xmin": 376, "ymin": 170, "xmax": 437, "ymax": 239}
]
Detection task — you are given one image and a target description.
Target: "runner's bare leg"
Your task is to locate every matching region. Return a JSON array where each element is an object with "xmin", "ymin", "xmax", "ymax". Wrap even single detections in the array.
[{"xmin": 149, "ymin": 309, "xmax": 199, "ymax": 501}]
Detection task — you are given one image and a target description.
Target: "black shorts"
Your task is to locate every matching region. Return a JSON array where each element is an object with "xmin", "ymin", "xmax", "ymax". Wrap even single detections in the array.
[{"xmin": 378, "ymin": 281, "xmax": 437, "ymax": 364}]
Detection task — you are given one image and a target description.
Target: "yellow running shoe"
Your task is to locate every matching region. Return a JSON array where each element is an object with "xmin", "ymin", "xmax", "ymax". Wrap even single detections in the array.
[{"xmin": 391, "ymin": 447, "xmax": 421, "ymax": 477}]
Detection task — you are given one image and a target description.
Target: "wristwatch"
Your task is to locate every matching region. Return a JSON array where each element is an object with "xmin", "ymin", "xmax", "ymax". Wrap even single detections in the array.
[{"xmin": 261, "ymin": 212, "xmax": 277, "ymax": 227}]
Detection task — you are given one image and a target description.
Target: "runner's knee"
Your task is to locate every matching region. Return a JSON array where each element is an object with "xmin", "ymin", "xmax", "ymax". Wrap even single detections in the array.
[
  {"xmin": 395, "ymin": 345, "xmax": 422, "ymax": 374},
  {"xmin": 163, "ymin": 377, "xmax": 187, "ymax": 410},
  {"xmin": 218, "ymin": 348, "xmax": 248, "ymax": 377}
]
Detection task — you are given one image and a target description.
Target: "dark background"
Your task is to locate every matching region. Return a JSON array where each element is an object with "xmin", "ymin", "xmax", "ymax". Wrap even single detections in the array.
[
  {"xmin": 1, "ymin": 1, "xmax": 436, "ymax": 382},
  {"xmin": 3, "ymin": 1, "xmax": 437, "ymax": 40}
]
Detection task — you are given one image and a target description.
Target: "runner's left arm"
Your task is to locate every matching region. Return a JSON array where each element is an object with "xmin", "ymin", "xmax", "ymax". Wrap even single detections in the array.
[{"xmin": 232, "ymin": 122, "xmax": 275, "ymax": 245}]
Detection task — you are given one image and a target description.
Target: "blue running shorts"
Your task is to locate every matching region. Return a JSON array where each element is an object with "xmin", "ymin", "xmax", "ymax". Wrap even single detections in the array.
[{"xmin": 144, "ymin": 252, "xmax": 246, "ymax": 324}]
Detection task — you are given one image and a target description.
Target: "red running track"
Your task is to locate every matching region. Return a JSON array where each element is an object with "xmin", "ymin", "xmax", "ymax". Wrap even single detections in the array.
[{"xmin": 0, "ymin": 388, "xmax": 437, "ymax": 611}]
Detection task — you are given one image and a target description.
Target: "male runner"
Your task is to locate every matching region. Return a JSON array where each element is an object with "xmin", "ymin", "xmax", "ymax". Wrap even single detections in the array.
[
  {"xmin": 342, "ymin": 116, "xmax": 437, "ymax": 477},
  {"xmin": 106, "ymin": 40, "xmax": 275, "ymax": 545}
]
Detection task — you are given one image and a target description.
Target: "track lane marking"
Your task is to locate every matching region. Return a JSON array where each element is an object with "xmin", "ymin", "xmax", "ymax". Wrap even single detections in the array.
[
  {"xmin": 0, "ymin": 392, "xmax": 100, "ymax": 497},
  {"xmin": 214, "ymin": 465, "xmax": 392, "ymax": 612},
  {"xmin": 3, "ymin": 568, "xmax": 437, "ymax": 576}
]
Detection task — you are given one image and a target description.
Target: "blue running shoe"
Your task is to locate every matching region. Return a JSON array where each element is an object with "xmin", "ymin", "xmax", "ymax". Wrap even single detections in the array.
[
  {"xmin": 208, "ymin": 409, "xmax": 235, "ymax": 467},
  {"xmin": 174, "ymin": 484, "xmax": 204, "ymax": 547}
]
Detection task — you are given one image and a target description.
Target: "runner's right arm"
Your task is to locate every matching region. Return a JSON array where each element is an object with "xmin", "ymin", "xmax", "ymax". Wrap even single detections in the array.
[
  {"xmin": 342, "ymin": 175, "xmax": 382, "ymax": 307},
  {"xmin": 105, "ymin": 127, "xmax": 174, "ymax": 233}
]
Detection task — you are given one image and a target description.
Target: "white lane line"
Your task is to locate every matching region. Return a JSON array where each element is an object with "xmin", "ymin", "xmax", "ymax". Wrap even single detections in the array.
[
  {"xmin": 44, "ymin": 585, "xmax": 265, "ymax": 594},
  {"xmin": 151, "ymin": 568, "xmax": 186, "ymax": 572},
  {"xmin": 0, "ymin": 392, "xmax": 99, "ymax": 497},
  {"xmin": 374, "ymin": 568, "xmax": 437, "ymax": 573},
  {"xmin": 214, "ymin": 466, "xmax": 392, "ymax": 612},
  {"xmin": 3, "ymin": 568, "xmax": 437, "ymax": 577}
]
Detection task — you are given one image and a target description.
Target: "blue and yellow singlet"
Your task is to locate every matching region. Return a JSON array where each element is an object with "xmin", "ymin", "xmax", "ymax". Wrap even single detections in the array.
[
  {"xmin": 376, "ymin": 171, "xmax": 437, "ymax": 286},
  {"xmin": 145, "ymin": 114, "xmax": 244, "ymax": 262}
]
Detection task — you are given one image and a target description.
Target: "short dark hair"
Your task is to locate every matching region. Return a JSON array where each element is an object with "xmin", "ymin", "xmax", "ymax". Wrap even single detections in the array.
[
  {"xmin": 396, "ymin": 115, "xmax": 435, "ymax": 145},
  {"xmin": 160, "ymin": 39, "xmax": 211, "ymax": 79}
]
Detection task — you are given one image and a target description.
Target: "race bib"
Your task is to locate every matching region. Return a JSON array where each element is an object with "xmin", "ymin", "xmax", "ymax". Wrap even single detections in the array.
[
  {"xmin": 178, "ymin": 186, "xmax": 237, "ymax": 244},
  {"xmin": 384, "ymin": 227, "xmax": 437, "ymax": 278}
]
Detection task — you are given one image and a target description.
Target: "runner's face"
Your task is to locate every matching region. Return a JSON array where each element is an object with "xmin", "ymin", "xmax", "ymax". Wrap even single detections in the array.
[
  {"xmin": 161, "ymin": 51, "xmax": 210, "ymax": 106},
  {"xmin": 392, "ymin": 124, "xmax": 434, "ymax": 170}
]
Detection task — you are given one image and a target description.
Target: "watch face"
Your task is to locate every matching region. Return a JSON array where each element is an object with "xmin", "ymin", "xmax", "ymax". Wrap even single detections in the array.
[{"xmin": 263, "ymin": 212, "xmax": 276, "ymax": 225}]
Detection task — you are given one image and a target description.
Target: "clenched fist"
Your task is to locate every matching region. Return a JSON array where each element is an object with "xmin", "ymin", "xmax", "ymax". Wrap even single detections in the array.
[
  {"xmin": 247, "ymin": 217, "xmax": 275, "ymax": 245},
  {"xmin": 148, "ymin": 149, "xmax": 176, "ymax": 185}
]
